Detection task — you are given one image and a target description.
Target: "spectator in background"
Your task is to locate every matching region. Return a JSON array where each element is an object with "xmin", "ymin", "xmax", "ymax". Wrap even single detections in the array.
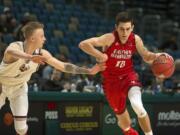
[
  {"xmin": 3, "ymin": 7, "xmax": 17, "ymax": 34},
  {"xmin": 41, "ymin": 68, "xmax": 63, "ymax": 91},
  {"xmin": 158, "ymin": 35, "xmax": 178, "ymax": 52},
  {"xmin": 0, "ymin": 42, "xmax": 7, "ymax": 61},
  {"xmin": 76, "ymin": 75, "xmax": 88, "ymax": 92},
  {"xmin": 0, "ymin": 14, "xmax": 7, "ymax": 36},
  {"xmin": 14, "ymin": 12, "xmax": 37, "ymax": 41},
  {"xmin": 173, "ymin": 59, "xmax": 180, "ymax": 93},
  {"xmin": 42, "ymin": 64, "xmax": 53, "ymax": 80},
  {"xmin": 59, "ymin": 45, "xmax": 70, "ymax": 59},
  {"xmin": 42, "ymin": 54, "xmax": 68, "ymax": 80},
  {"xmin": 70, "ymin": 83, "xmax": 79, "ymax": 93},
  {"xmin": 61, "ymin": 81, "xmax": 71, "ymax": 92}
]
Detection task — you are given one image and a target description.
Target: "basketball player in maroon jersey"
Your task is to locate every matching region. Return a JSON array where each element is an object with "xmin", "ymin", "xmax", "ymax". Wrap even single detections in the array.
[
  {"xmin": 0, "ymin": 21, "xmax": 106, "ymax": 135},
  {"xmin": 79, "ymin": 11, "xmax": 166, "ymax": 135}
]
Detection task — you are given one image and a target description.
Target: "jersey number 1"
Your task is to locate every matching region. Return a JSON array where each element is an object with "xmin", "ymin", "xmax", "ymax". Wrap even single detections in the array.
[{"xmin": 116, "ymin": 60, "xmax": 125, "ymax": 68}]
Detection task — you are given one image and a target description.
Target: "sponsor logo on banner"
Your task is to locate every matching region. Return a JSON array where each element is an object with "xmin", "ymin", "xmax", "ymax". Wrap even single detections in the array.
[
  {"xmin": 104, "ymin": 113, "xmax": 116, "ymax": 124},
  {"xmin": 153, "ymin": 104, "xmax": 180, "ymax": 135},
  {"xmin": 104, "ymin": 113, "xmax": 137, "ymax": 127},
  {"xmin": 59, "ymin": 102, "xmax": 101, "ymax": 135},
  {"xmin": 157, "ymin": 110, "xmax": 180, "ymax": 127},
  {"xmin": 28, "ymin": 102, "xmax": 44, "ymax": 135},
  {"xmin": 45, "ymin": 110, "xmax": 58, "ymax": 120},
  {"xmin": 27, "ymin": 117, "xmax": 39, "ymax": 122}
]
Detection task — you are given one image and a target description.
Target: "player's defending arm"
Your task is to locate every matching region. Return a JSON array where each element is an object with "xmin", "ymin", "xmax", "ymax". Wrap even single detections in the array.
[
  {"xmin": 42, "ymin": 49, "xmax": 106, "ymax": 75},
  {"xmin": 4, "ymin": 43, "xmax": 32, "ymax": 62},
  {"xmin": 4, "ymin": 43, "xmax": 46, "ymax": 64},
  {"xmin": 135, "ymin": 35, "xmax": 157, "ymax": 64},
  {"xmin": 79, "ymin": 33, "xmax": 114, "ymax": 63}
]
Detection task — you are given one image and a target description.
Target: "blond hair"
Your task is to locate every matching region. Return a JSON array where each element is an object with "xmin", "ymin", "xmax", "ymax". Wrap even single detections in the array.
[{"xmin": 21, "ymin": 21, "xmax": 44, "ymax": 39}]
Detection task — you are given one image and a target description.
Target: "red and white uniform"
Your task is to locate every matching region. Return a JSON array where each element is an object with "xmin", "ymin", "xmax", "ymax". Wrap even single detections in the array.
[{"xmin": 102, "ymin": 31, "xmax": 141, "ymax": 114}]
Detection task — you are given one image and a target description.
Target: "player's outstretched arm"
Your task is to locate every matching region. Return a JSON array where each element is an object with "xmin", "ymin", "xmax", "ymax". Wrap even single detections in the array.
[
  {"xmin": 4, "ymin": 43, "xmax": 46, "ymax": 64},
  {"xmin": 4, "ymin": 43, "xmax": 33, "ymax": 63},
  {"xmin": 42, "ymin": 49, "xmax": 106, "ymax": 75},
  {"xmin": 63, "ymin": 62, "xmax": 106, "ymax": 75}
]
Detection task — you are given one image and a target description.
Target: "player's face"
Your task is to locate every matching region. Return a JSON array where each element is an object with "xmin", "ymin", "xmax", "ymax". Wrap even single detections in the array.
[
  {"xmin": 115, "ymin": 22, "xmax": 134, "ymax": 43},
  {"xmin": 31, "ymin": 28, "xmax": 46, "ymax": 48}
]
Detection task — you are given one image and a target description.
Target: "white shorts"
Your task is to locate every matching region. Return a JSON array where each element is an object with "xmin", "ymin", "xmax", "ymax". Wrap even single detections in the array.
[{"xmin": 0, "ymin": 83, "xmax": 28, "ymax": 116}]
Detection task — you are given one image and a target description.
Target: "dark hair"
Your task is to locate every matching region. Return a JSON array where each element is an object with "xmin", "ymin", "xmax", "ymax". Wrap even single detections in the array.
[
  {"xmin": 21, "ymin": 21, "xmax": 44, "ymax": 39},
  {"xmin": 115, "ymin": 11, "xmax": 134, "ymax": 25}
]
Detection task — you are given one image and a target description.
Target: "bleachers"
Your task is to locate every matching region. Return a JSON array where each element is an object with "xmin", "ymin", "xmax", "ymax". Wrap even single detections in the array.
[{"xmin": 0, "ymin": 0, "xmax": 180, "ymax": 63}]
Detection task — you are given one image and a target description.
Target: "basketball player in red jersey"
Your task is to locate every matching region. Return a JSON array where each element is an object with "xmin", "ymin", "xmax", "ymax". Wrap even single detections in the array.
[{"xmin": 79, "ymin": 11, "xmax": 166, "ymax": 135}]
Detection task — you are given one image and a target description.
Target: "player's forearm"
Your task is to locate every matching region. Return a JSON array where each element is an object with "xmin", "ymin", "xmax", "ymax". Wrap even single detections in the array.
[
  {"xmin": 64, "ymin": 63, "xmax": 91, "ymax": 74},
  {"xmin": 47, "ymin": 57, "xmax": 91, "ymax": 74},
  {"xmin": 79, "ymin": 42, "xmax": 103, "ymax": 59},
  {"xmin": 136, "ymin": 42, "xmax": 156, "ymax": 64},
  {"xmin": 6, "ymin": 49, "xmax": 32, "ymax": 60},
  {"xmin": 142, "ymin": 50, "xmax": 157, "ymax": 64}
]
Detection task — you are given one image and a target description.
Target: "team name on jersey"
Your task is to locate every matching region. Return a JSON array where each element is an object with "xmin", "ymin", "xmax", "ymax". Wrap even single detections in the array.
[{"xmin": 111, "ymin": 49, "xmax": 132, "ymax": 59}]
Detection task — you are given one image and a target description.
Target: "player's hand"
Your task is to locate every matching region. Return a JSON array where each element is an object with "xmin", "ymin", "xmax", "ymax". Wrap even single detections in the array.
[
  {"xmin": 155, "ymin": 53, "xmax": 173, "ymax": 61},
  {"xmin": 96, "ymin": 53, "xmax": 108, "ymax": 63},
  {"xmin": 156, "ymin": 77, "xmax": 165, "ymax": 82},
  {"xmin": 31, "ymin": 55, "xmax": 47, "ymax": 65},
  {"xmin": 89, "ymin": 63, "xmax": 106, "ymax": 75}
]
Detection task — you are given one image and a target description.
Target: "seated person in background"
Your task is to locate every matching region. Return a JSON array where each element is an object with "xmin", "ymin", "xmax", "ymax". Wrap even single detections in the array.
[
  {"xmin": 61, "ymin": 81, "xmax": 71, "ymax": 92},
  {"xmin": 158, "ymin": 35, "xmax": 178, "ymax": 52},
  {"xmin": 41, "ymin": 68, "xmax": 63, "ymax": 91}
]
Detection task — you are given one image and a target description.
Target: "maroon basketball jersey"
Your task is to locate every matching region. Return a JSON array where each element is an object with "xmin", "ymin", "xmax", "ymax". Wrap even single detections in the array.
[{"xmin": 102, "ymin": 31, "xmax": 137, "ymax": 78}]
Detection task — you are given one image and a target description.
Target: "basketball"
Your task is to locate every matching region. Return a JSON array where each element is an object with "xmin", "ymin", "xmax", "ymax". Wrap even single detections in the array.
[
  {"xmin": 151, "ymin": 54, "xmax": 175, "ymax": 79},
  {"xmin": 3, "ymin": 112, "xmax": 13, "ymax": 126}
]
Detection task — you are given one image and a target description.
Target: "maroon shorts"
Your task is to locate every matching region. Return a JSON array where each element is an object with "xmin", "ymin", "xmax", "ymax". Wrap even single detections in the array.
[{"xmin": 102, "ymin": 72, "xmax": 141, "ymax": 114}]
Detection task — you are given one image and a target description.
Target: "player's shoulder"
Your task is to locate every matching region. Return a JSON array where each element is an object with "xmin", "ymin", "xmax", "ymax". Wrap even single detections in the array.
[
  {"xmin": 8, "ymin": 41, "xmax": 23, "ymax": 50},
  {"xmin": 9, "ymin": 41, "xmax": 22, "ymax": 46},
  {"xmin": 101, "ymin": 33, "xmax": 114, "ymax": 40},
  {"xmin": 134, "ymin": 34, "xmax": 142, "ymax": 41},
  {"xmin": 100, "ymin": 33, "xmax": 115, "ymax": 46}
]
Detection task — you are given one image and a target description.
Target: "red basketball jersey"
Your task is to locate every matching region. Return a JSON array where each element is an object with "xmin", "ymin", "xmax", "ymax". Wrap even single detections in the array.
[{"xmin": 102, "ymin": 31, "xmax": 137, "ymax": 78}]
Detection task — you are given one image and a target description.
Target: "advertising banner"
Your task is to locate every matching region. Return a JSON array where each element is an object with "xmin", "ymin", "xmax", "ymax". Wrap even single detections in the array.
[
  {"xmin": 59, "ymin": 102, "xmax": 101, "ymax": 135},
  {"xmin": 28, "ymin": 102, "xmax": 44, "ymax": 135},
  {"xmin": 153, "ymin": 104, "xmax": 180, "ymax": 135},
  {"xmin": 102, "ymin": 104, "xmax": 121, "ymax": 135},
  {"xmin": 102, "ymin": 103, "xmax": 140, "ymax": 135},
  {"xmin": 45, "ymin": 101, "xmax": 60, "ymax": 135}
]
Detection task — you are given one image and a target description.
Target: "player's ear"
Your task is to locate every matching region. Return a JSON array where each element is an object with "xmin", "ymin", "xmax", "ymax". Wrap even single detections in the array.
[{"xmin": 31, "ymin": 36, "xmax": 35, "ymax": 42}]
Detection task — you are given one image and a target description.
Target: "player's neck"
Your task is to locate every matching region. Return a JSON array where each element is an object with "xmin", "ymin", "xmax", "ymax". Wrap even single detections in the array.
[
  {"xmin": 120, "ymin": 39, "xmax": 127, "ymax": 44},
  {"xmin": 23, "ymin": 41, "xmax": 36, "ymax": 54}
]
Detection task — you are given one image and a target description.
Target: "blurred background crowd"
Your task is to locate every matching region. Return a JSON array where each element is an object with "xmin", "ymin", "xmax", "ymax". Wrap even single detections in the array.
[{"xmin": 0, "ymin": 0, "xmax": 180, "ymax": 94}]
